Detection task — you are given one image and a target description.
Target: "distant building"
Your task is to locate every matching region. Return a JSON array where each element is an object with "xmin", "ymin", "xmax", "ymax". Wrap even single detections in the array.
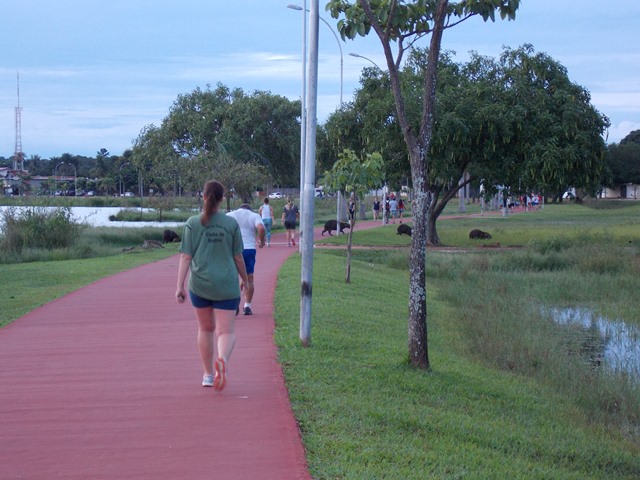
[
  {"xmin": 0, "ymin": 167, "xmax": 73, "ymax": 195},
  {"xmin": 600, "ymin": 184, "xmax": 640, "ymax": 199}
]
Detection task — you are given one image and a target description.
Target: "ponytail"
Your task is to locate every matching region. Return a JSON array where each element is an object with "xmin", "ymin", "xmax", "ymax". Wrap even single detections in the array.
[{"xmin": 200, "ymin": 180, "xmax": 225, "ymax": 225}]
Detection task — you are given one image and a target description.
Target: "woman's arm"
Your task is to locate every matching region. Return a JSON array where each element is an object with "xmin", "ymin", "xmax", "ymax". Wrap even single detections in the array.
[{"xmin": 176, "ymin": 252, "xmax": 192, "ymax": 303}]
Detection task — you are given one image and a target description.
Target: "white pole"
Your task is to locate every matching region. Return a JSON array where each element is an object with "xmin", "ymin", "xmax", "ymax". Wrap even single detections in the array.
[
  {"xmin": 299, "ymin": 0, "xmax": 319, "ymax": 346},
  {"xmin": 300, "ymin": 1, "xmax": 307, "ymax": 236}
]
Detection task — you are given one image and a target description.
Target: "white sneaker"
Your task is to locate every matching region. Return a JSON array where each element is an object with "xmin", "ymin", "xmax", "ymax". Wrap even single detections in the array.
[{"xmin": 202, "ymin": 374, "xmax": 214, "ymax": 387}]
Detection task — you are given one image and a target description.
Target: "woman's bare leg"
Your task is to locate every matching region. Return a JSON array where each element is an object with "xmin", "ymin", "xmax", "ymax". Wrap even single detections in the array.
[
  {"xmin": 195, "ymin": 307, "xmax": 215, "ymax": 375},
  {"xmin": 214, "ymin": 308, "xmax": 236, "ymax": 363}
]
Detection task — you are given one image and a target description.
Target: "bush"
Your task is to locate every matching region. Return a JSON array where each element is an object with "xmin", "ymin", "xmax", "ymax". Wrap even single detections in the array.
[{"xmin": 0, "ymin": 207, "xmax": 84, "ymax": 253}]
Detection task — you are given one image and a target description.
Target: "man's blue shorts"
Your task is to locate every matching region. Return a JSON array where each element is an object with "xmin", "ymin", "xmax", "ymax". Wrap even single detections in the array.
[
  {"xmin": 243, "ymin": 249, "xmax": 257, "ymax": 275},
  {"xmin": 189, "ymin": 292, "xmax": 240, "ymax": 310}
]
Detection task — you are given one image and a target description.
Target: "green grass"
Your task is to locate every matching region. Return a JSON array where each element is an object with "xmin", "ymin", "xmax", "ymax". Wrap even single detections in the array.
[
  {"xmin": 275, "ymin": 252, "xmax": 639, "ymax": 479},
  {"xmin": 273, "ymin": 202, "xmax": 640, "ymax": 479}
]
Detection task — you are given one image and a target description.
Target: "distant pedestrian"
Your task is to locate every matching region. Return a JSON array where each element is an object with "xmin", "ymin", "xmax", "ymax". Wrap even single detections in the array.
[
  {"xmin": 259, "ymin": 197, "xmax": 275, "ymax": 246},
  {"xmin": 176, "ymin": 179, "xmax": 249, "ymax": 391},
  {"xmin": 398, "ymin": 198, "xmax": 405, "ymax": 223},
  {"xmin": 282, "ymin": 198, "xmax": 299, "ymax": 247},
  {"xmin": 389, "ymin": 196, "xmax": 398, "ymax": 224},
  {"xmin": 373, "ymin": 197, "xmax": 380, "ymax": 221},
  {"xmin": 227, "ymin": 203, "xmax": 266, "ymax": 316},
  {"xmin": 348, "ymin": 196, "xmax": 356, "ymax": 225}
]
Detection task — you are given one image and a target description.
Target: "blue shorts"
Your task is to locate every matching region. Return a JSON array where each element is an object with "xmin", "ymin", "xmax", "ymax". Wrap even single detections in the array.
[
  {"xmin": 243, "ymin": 249, "xmax": 256, "ymax": 275},
  {"xmin": 189, "ymin": 292, "xmax": 240, "ymax": 310}
]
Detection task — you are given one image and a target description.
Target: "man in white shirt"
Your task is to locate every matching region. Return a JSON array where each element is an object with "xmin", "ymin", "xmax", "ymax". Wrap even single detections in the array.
[{"xmin": 227, "ymin": 204, "xmax": 266, "ymax": 315}]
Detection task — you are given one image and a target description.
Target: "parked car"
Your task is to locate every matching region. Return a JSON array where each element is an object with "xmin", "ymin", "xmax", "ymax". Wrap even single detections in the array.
[{"xmin": 268, "ymin": 192, "xmax": 283, "ymax": 199}]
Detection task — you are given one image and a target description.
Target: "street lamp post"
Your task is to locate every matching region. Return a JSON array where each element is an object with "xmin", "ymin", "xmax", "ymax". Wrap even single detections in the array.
[{"xmin": 287, "ymin": 0, "xmax": 321, "ymax": 345}]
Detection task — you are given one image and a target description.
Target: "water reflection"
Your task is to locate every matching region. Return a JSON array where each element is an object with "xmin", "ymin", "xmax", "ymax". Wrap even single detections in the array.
[
  {"xmin": 548, "ymin": 307, "xmax": 640, "ymax": 381},
  {"xmin": 0, "ymin": 206, "xmax": 185, "ymax": 229}
]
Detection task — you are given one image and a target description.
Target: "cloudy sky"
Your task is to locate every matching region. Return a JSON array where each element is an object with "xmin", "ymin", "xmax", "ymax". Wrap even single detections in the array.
[{"xmin": 2, "ymin": 0, "xmax": 639, "ymax": 159}]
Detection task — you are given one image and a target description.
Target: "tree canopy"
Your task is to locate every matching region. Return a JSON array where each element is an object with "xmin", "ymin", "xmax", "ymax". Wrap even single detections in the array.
[
  {"xmin": 130, "ymin": 83, "xmax": 301, "ymax": 197},
  {"xmin": 324, "ymin": 44, "xmax": 609, "ymax": 244}
]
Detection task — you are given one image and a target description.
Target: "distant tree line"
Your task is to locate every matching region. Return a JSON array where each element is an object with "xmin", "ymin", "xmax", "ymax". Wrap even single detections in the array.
[{"xmin": 1, "ymin": 54, "xmax": 638, "ymax": 205}]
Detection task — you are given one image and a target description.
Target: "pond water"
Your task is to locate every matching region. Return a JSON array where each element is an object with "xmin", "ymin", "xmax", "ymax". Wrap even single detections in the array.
[
  {"xmin": 548, "ymin": 307, "xmax": 640, "ymax": 381},
  {"xmin": 0, "ymin": 206, "xmax": 185, "ymax": 229}
]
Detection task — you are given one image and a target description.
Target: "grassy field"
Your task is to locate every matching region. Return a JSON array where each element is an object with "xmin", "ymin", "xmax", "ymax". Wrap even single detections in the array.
[
  {"xmin": 275, "ymin": 202, "xmax": 640, "ymax": 479},
  {"xmin": 2, "ymin": 201, "xmax": 639, "ymax": 478}
]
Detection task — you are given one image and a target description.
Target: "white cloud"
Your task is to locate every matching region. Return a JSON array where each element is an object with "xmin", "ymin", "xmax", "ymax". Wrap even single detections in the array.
[{"xmin": 607, "ymin": 120, "xmax": 640, "ymax": 144}]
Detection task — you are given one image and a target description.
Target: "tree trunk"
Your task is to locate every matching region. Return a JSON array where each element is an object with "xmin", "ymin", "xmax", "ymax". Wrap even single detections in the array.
[
  {"xmin": 426, "ymin": 206, "xmax": 440, "ymax": 247},
  {"xmin": 405, "ymin": 0, "xmax": 448, "ymax": 370},
  {"xmin": 345, "ymin": 212, "xmax": 354, "ymax": 283},
  {"xmin": 408, "ymin": 167, "xmax": 429, "ymax": 369}
]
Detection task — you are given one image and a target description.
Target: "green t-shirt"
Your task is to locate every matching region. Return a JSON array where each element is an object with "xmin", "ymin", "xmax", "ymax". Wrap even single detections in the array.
[{"xmin": 179, "ymin": 212, "xmax": 244, "ymax": 301}]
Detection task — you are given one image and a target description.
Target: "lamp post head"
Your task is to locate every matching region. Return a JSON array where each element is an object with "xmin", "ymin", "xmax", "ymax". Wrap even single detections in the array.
[
  {"xmin": 287, "ymin": 4, "xmax": 303, "ymax": 11},
  {"xmin": 349, "ymin": 52, "xmax": 381, "ymax": 70}
]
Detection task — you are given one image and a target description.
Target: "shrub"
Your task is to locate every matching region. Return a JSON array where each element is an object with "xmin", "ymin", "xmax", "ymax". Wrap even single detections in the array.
[{"xmin": 0, "ymin": 206, "xmax": 84, "ymax": 253}]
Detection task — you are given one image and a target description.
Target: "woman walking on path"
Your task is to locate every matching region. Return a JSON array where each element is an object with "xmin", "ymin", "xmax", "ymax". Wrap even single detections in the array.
[
  {"xmin": 281, "ymin": 198, "xmax": 299, "ymax": 247},
  {"xmin": 176, "ymin": 180, "xmax": 249, "ymax": 391},
  {"xmin": 259, "ymin": 197, "xmax": 275, "ymax": 246}
]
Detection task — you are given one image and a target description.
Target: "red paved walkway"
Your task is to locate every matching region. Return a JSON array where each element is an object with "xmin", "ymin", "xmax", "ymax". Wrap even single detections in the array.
[{"xmin": 1, "ymin": 228, "xmax": 319, "ymax": 479}]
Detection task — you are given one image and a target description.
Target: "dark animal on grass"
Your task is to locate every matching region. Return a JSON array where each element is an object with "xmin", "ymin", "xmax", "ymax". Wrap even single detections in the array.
[
  {"xmin": 469, "ymin": 229, "xmax": 492, "ymax": 240},
  {"xmin": 163, "ymin": 229, "xmax": 181, "ymax": 243},
  {"xmin": 321, "ymin": 219, "xmax": 350, "ymax": 236},
  {"xmin": 397, "ymin": 224, "xmax": 412, "ymax": 236}
]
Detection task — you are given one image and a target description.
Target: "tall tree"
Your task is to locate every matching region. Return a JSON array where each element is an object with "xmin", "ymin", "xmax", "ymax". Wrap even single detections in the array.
[
  {"xmin": 327, "ymin": 0, "xmax": 520, "ymax": 369},
  {"xmin": 497, "ymin": 46, "xmax": 609, "ymax": 202},
  {"xmin": 132, "ymin": 83, "xmax": 300, "ymax": 194},
  {"xmin": 325, "ymin": 44, "xmax": 608, "ymax": 243}
]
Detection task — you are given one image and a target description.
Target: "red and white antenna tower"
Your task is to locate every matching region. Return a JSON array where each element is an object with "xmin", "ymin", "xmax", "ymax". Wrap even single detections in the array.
[{"xmin": 14, "ymin": 71, "xmax": 24, "ymax": 171}]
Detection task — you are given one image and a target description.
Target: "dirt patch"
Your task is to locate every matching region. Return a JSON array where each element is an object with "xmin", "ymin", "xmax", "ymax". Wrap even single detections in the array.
[{"xmin": 315, "ymin": 243, "xmax": 524, "ymax": 253}]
